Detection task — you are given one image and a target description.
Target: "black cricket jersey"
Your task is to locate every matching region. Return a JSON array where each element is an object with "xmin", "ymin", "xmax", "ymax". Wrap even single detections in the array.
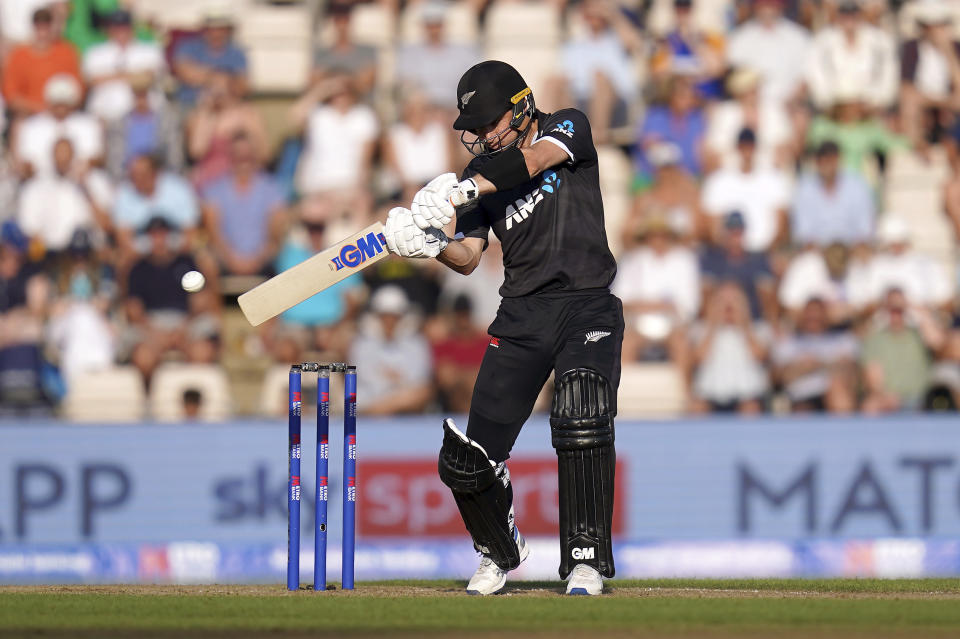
[{"xmin": 456, "ymin": 108, "xmax": 617, "ymax": 298}]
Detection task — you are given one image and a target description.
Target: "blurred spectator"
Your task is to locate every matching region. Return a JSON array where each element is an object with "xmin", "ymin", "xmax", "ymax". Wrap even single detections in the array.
[
  {"xmin": 396, "ymin": 1, "xmax": 481, "ymax": 109},
  {"xmin": 383, "ymin": 90, "xmax": 453, "ymax": 202},
  {"xmin": 2, "ymin": 7, "xmax": 81, "ymax": 118},
  {"xmin": 65, "ymin": 0, "xmax": 155, "ymax": 53},
  {"xmin": 691, "ymin": 282, "xmax": 770, "ymax": 414},
  {"xmin": 173, "ymin": 10, "xmax": 248, "ymax": 108},
  {"xmin": 791, "ymin": 140, "xmax": 874, "ymax": 247},
  {"xmin": 14, "ymin": 74, "xmax": 104, "ymax": 178},
  {"xmin": 548, "ymin": 0, "xmax": 640, "ymax": 143},
  {"xmin": 350, "ymin": 285, "xmax": 433, "ymax": 415},
  {"xmin": 806, "ymin": 89, "xmax": 907, "ymax": 176},
  {"xmin": 704, "ymin": 70, "xmax": 793, "ymax": 170},
  {"xmin": 124, "ymin": 216, "xmax": 218, "ymax": 383},
  {"xmin": 267, "ymin": 213, "xmax": 363, "ymax": 364},
  {"xmin": 106, "ymin": 73, "xmax": 184, "ymax": 179},
  {"xmin": 46, "ymin": 229, "xmax": 117, "ymax": 379},
  {"xmin": 772, "ymin": 297, "xmax": 857, "ymax": 413},
  {"xmin": 726, "ymin": 0, "xmax": 811, "ymax": 106},
  {"xmin": 899, "ymin": 3, "xmax": 960, "ymax": 151},
  {"xmin": 779, "ymin": 243, "xmax": 858, "ymax": 322},
  {"xmin": 635, "ymin": 75, "xmax": 706, "ymax": 180},
  {"xmin": 613, "ymin": 215, "xmax": 697, "ymax": 368},
  {"xmin": 0, "ymin": 1, "xmax": 66, "ymax": 48},
  {"xmin": 702, "ymin": 128, "xmax": 790, "ymax": 252},
  {"xmin": 861, "ymin": 288, "xmax": 945, "ymax": 413},
  {"xmin": 113, "ymin": 154, "xmax": 199, "ymax": 256},
  {"xmin": 182, "ymin": 388, "xmax": 203, "ymax": 420},
  {"xmin": 82, "ymin": 9, "xmax": 165, "ymax": 122},
  {"xmin": 650, "ymin": 0, "xmax": 726, "ymax": 99},
  {"xmin": 854, "ymin": 215, "xmax": 953, "ymax": 312},
  {"xmin": 17, "ymin": 138, "xmax": 113, "ymax": 252},
  {"xmin": 201, "ymin": 132, "xmax": 287, "ymax": 276},
  {"xmin": 313, "ymin": 1, "xmax": 377, "ymax": 98},
  {"xmin": 439, "ymin": 236, "xmax": 503, "ymax": 329},
  {"xmin": 186, "ymin": 71, "xmax": 268, "ymax": 188},
  {"xmin": 292, "ymin": 72, "xmax": 378, "ymax": 227},
  {"xmin": 805, "ymin": 0, "xmax": 897, "ymax": 112},
  {"xmin": 624, "ymin": 142, "xmax": 702, "ymax": 248},
  {"xmin": 700, "ymin": 212, "xmax": 777, "ymax": 324},
  {"xmin": 431, "ymin": 295, "xmax": 488, "ymax": 413}
]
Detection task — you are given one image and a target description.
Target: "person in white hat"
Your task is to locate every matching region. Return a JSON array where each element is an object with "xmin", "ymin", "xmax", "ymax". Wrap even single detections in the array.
[{"xmin": 13, "ymin": 73, "xmax": 104, "ymax": 177}]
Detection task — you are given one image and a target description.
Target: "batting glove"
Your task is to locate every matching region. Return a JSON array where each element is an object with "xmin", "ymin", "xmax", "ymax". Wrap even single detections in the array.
[
  {"xmin": 448, "ymin": 178, "xmax": 479, "ymax": 208},
  {"xmin": 384, "ymin": 207, "xmax": 448, "ymax": 259},
  {"xmin": 412, "ymin": 173, "xmax": 458, "ymax": 230}
]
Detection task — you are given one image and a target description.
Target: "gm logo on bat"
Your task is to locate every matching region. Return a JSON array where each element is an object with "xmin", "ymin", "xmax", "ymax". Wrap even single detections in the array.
[{"xmin": 330, "ymin": 231, "xmax": 388, "ymax": 271}]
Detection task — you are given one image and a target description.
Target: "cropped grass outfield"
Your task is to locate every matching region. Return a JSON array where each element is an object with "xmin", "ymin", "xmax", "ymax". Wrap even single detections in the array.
[{"xmin": 3, "ymin": 579, "xmax": 960, "ymax": 638}]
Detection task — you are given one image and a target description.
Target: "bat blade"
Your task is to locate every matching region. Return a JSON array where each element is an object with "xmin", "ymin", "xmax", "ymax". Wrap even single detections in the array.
[{"xmin": 238, "ymin": 221, "xmax": 388, "ymax": 326}]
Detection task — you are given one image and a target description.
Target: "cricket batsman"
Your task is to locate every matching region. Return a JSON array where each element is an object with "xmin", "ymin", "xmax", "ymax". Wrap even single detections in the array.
[{"xmin": 383, "ymin": 60, "xmax": 623, "ymax": 596}]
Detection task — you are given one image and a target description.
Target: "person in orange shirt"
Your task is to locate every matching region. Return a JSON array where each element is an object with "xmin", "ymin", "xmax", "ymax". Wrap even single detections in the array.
[{"xmin": 3, "ymin": 7, "xmax": 81, "ymax": 119}]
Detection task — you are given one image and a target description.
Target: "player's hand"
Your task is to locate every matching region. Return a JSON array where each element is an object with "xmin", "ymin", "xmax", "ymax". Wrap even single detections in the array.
[
  {"xmin": 411, "ymin": 173, "xmax": 458, "ymax": 230},
  {"xmin": 449, "ymin": 178, "xmax": 479, "ymax": 208},
  {"xmin": 384, "ymin": 207, "xmax": 448, "ymax": 259}
]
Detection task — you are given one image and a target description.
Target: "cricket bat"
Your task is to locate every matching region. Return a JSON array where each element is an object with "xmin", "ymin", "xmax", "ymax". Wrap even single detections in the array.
[{"xmin": 238, "ymin": 222, "xmax": 388, "ymax": 326}]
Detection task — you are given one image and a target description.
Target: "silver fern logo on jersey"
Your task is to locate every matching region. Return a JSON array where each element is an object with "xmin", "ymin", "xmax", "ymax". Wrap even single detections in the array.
[{"xmin": 584, "ymin": 330, "xmax": 611, "ymax": 344}]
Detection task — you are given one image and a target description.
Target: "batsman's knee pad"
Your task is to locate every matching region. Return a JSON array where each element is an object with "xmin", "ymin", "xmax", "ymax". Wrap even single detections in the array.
[
  {"xmin": 551, "ymin": 368, "xmax": 616, "ymax": 579},
  {"xmin": 438, "ymin": 418, "xmax": 520, "ymax": 571}
]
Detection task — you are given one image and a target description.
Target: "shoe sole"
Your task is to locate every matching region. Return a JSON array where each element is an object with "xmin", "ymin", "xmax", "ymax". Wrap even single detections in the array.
[{"xmin": 566, "ymin": 587, "xmax": 600, "ymax": 596}]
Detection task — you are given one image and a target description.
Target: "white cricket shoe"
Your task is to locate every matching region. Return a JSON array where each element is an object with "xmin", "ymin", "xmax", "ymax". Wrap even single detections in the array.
[
  {"xmin": 565, "ymin": 563, "xmax": 603, "ymax": 595},
  {"xmin": 466, "ymin": 528, "xmax": 529, "ymax": 595}
]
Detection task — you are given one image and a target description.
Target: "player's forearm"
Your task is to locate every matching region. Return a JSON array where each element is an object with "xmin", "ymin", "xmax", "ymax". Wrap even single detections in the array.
[{"xmin": 437, "ymin": 239, "xmax": 481, "ymax": 275}]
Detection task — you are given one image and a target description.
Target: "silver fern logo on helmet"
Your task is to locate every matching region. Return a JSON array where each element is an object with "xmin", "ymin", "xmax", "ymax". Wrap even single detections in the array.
[{"xmin": 460, "ymin": 90, "xmax": 476, "ymax": 107}]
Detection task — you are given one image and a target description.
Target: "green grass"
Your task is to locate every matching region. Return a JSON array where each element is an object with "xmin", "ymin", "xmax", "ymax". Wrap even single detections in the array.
[{"xmin": 2, "ymin": 579, "xmax": 960, "ymax": 638}]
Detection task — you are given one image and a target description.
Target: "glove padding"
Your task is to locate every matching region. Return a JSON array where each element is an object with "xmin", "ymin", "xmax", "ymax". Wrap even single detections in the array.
[
  {"xmin": 412, "ymin": 173, "xmax": 458, "ymax": 230},
  {"xmin": 384, "ymin": 207, "xmax": 448, "ymax": 259},
  {"xmin": 449, "ymin": 178, "xmax": 479, "ymax": 208}
]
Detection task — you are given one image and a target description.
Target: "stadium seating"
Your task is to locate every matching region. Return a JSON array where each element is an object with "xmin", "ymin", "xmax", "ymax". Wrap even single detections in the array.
[
  {"xmin": 149, "ymin": 364, "xmax": 233, "ymax": 422},
  {"xmin": 62, "ymin": 367, "xmax": 147, "ymax": 422}
]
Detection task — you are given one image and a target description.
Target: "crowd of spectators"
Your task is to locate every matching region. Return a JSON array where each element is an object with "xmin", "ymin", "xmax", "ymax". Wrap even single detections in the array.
[{"xmin": 3, "ymin": 0, "xmax": 960, "ymax": 419}]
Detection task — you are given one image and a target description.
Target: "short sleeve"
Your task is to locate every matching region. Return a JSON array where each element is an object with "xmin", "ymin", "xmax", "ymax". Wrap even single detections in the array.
[
  {"xmin": 534, "ymin": 109, "xmax": 596, "ymax": 165},
  {"xmin": 455, "ymin": 204, "xmax": 490, "ymax": 243}
]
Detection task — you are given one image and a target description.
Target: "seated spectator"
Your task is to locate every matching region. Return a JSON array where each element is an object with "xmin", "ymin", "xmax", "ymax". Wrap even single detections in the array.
[
  {"xmin": 292, "ymin": 72, "xmax": 378, "ymax": 227},
  {"xmin": 702, "ymin": 128, "xmax": 790, "ymax": 252},
  {"xmin": 650, "ymin": 0, "xmax": 726, "ymax": 99},
  {"xmin": 634, "ymin": 75, "xmax": 706, "ymax": 181},
  {"xmin": 2, "ymin": 7, "xmax": 81, "ymax": 119},
  {"xmin": 547, "ymin": 0, "xmax": 640, "ymax": 143},
  {"xmin": 691, "ymin": 282, "xmax": 770, "ymax": 414},
  {"xmin": 431, "ymin": 295, "xmax": 488, "ymax": 413},
  {"xmin": 613, "ymin": 215, "xmax": 698, "ymax": 368},
  {"xmin": 46, "ymin": 229, "xmax": 117, "ymax": 379},
  {"xmin": 861, "ymin": 288, "xmax": 945, "ymax": 413},
  {"xmin": 82, "ymin": 9, "xmax": 164, "ymax": 122},
  {"xmin": 806, "ymin": 88, "xmax": 907, "ymax": 177},
  {"xmin": 726, "ymin": 0, "xmax": 810, "ymax": 106},
  {"xmin": 854, "ymin": 215, "xmax": 953, "ymax": 312},
  {"xmin": 772, "ymin": 297, "xmax": 857, "ymax": 413},
  {"xmin": 383, "ymin": 90, "xmax": 453, "ymax": 202},
  {"xmin": 791, "ymin": 140, "xmax": 874, "ymax": 247},
  {"xmin": 0, "ymin": 0, "xmax": 67, "ymax": 47},
  {"xmin": 113, "ymin": 154, "xmax": 199, "ymax": 256},
  {"xmin": 64, "ymin": 0, "xmax": 155, "ymax": 53},
  {"xmin": 704, "ymin": 70, "xmax": 793, "ymax": 170},
  {"xmin": 187, "ymin": 71, "xmax": 268, "ymax": 189},
  {"xmin": 313, "ymin": 1, "xmax": 377, "ymax": 98},
  {"xmin": 105, "ymin": 72, "xmax": 183, "ymax": 179},
  {"xmin": 700, "ymin": 212, "xmax": 776, "ymax": 324},
  {"xmin": 349, "ymin": 285, "xmax": 433, "ymax": 415},
  {"xmin": 805, "ymin": 0, "xmax": 897, "ymax": 113},
  {"xmin": 900, "ymin": 3, "xmax": 960, "ymax": 150},
  {"xmin": 17, "ymin": 138, "xmax": 113, "ymax": 253},
  {"xmin": 396, "ymin": 1, "xmax": 480, "ymax": 109},
  {"xmin": 266, "ymin": 212, "xmax": 363, "ymax": 364},
  {"xmin": 778, "ymin": 242, "xmax": 858, "ymax": 323},
  {"xmin": 624, "ymin": 142, "xmax": 702, "ymax": 249},
  {"xmin": 173, "ymin": 10, "xmax": 247, "ymax": 108},
  {"xmin": 124, "ymin": 216, "xmax": 218, "ymax": 383},
  {"xmin": 14, "ymin": 74, "xmax": 103, "ymax": 177},
  {"xmin": 201, "ymin": 132, "xmax": 286, "ymax": 276}
]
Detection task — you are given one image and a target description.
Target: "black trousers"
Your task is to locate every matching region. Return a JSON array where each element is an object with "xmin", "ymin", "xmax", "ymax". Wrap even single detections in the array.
[{"xmin": 466, "ymin": 290, "xmax": 624, "ymax": 462}]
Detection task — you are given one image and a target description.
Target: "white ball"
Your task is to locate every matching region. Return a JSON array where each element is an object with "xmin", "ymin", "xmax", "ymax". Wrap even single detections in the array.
[{"xmin": 181, "ymin": 270, "xmax": 206, "ymax": 293}]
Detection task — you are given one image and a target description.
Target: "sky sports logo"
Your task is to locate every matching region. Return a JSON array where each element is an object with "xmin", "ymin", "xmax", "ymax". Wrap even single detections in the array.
[{"xmin": 331, "ymin": 232, "xmax": 388, "ymax": 271}]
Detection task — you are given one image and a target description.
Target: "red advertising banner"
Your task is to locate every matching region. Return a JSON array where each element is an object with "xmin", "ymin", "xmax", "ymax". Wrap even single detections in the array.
[{"xmin": 358, "ymin": 457, "xmax": 626, "ymax": 536}]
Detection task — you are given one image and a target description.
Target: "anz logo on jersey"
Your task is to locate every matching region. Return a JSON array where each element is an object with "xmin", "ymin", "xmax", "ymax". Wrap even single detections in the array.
[{"xmin": 504, "ymin": 170, "xmax": 562, "ymax": 230}]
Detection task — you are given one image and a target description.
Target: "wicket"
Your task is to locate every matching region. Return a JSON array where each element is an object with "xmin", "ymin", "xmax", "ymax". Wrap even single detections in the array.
[{"xmin": 287, "ymin": 363, "xmax": 357, "ymax": 591}]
